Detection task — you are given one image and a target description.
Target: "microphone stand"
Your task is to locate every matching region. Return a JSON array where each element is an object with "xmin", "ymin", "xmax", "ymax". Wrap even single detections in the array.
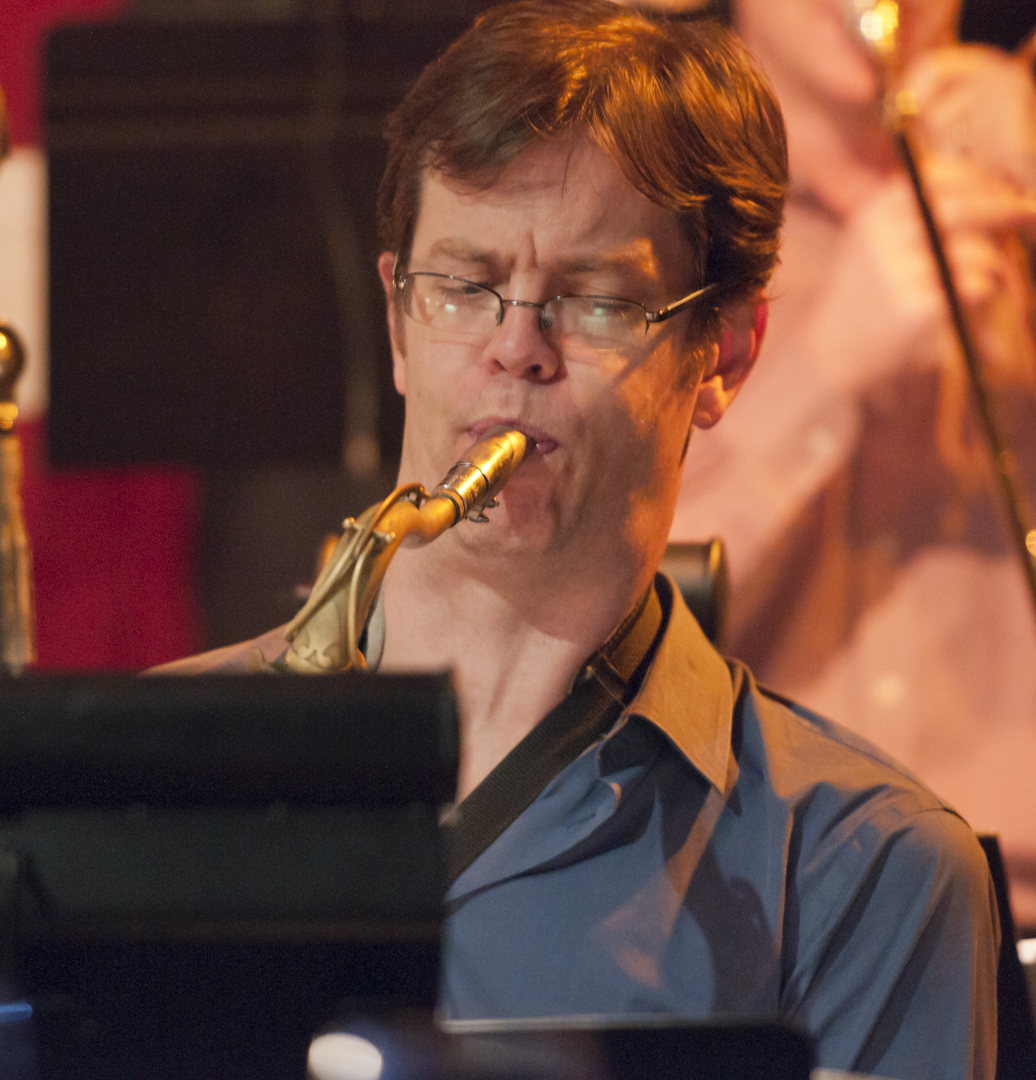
[
  {"xmin": 850, "ymin": 0, "xmax": 1036, "ymax": 621},
  {"xmin": 889, "ymin": 116, "xmax": 1036, "ymax": 620},
  {"xmin": 0, "ymin": 324, "xmax": 35, "ymax": 673}
]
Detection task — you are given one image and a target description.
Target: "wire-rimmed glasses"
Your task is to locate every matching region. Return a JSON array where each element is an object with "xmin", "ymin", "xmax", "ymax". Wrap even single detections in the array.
[{"xmin": 394, "ymin": 271, "xmax": 716, "ymax": 355}]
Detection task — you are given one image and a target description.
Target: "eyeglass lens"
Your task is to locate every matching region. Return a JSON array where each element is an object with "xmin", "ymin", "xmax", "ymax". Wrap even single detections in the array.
[{"xmin": 401, "ymin": 274, "xmax": 649, "ymax": 351}]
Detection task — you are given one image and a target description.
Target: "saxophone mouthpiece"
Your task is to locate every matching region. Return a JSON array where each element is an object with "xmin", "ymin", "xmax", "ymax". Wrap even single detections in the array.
[{"xmin": 433, "ymin": 427, "xmax": 528, "ymax": 524}]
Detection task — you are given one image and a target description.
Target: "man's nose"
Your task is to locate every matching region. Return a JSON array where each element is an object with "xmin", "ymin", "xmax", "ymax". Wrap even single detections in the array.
[{"xmin": 484, "ymin": 300, "xmax": 560, "ymax": 381}]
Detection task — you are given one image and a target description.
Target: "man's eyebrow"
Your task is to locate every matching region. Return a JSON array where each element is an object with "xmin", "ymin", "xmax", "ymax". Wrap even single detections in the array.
[
  {"xmin": 424, "ymin": 241, "xmax": 661, "ymax": 278},
  {"xmin": 426, "ymin": 240, "xmax": 496, "ymax": 263},
  {"xmin": 555, "ymin": 253, "xmax": 653, "ymax": 275}
]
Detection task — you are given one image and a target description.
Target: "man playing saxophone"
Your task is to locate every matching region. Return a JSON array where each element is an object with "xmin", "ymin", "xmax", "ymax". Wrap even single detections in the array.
[{"xmin": 162, "ymin": 4, "xmax": 999, "ymax": 1076}]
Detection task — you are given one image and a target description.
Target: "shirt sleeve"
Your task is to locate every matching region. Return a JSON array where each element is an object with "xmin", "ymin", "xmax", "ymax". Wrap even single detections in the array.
[{"xmin": 782, "ymin": 804, "xmax": 1000, "ymax": 1080}]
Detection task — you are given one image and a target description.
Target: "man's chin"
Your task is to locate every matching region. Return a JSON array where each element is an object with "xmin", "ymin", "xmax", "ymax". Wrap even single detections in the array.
[{"xmin": 448, "ymin": 490, "xmax": 567, "ymax": 562}]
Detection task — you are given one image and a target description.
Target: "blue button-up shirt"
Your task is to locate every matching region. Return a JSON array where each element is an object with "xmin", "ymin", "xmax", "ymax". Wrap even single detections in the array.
[
  {"xmin": 156, "ymin": 578, "xmax": 999, "ymax": 1080},
  {"xmin": 440, "ymin": 578, "xmax": 999, "ymax": 1080}
]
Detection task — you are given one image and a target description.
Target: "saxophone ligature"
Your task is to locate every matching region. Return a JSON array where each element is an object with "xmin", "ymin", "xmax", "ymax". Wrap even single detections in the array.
[{"xmin": 278, "ymin": 427, "xmax": 527, "ymax": 673}]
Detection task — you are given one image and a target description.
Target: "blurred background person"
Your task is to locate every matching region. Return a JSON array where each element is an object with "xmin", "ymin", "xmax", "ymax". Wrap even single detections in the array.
[{"xmin": 626, "ymin": 0, "xmax": 1036, "ymax": 927}]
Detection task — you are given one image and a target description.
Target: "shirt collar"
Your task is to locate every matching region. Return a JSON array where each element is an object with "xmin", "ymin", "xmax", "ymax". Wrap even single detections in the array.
[
  {"xmin": 625, "ymin": 575, "xmax": 735, "ymax": 794},
  {"xmin": 368, "ymin": 572, "xmax": 735, "ymax": 794}
]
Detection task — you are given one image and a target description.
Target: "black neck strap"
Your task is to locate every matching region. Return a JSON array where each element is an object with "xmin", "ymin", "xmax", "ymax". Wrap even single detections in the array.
[{"xmin": 441, "ymin": 583, "xmax": 664, "ymax": 885}]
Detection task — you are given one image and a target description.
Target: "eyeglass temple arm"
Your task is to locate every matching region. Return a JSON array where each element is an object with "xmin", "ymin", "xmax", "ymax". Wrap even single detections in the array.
[{"xmin": 646, "ymin": 282, "xmax": 717, "ymax": 325}]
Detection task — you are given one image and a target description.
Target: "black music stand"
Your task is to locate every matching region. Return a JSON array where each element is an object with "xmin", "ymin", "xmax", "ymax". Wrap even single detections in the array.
[
  {"xmin": 0, "ymin": 672, "xmax": 458, "ymax": 1080},
  {"xmin": 977, "ymin": 835, "xmax": 1036, "ymax": 1080},
  {"xmin": 307, "ymin": 1015, "xmax": 816, "ymax": 1080}
]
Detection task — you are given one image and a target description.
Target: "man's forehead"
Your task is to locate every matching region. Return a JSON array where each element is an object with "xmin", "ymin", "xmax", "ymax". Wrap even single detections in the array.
[
  {"xmin": 409, "ymin": 139, "xmax": 693, "ymax": 283},
  {"xmin": 423, "ymin": 137, "xmax": 620, "ymax": 216},
  {"xmin": 422, "ymin": 235, "xmax": 669, "ymax": 279}
]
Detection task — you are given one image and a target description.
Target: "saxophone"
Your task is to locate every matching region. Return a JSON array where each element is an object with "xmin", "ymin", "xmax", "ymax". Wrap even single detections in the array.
[
  {"xmin": 0, "ymin": 324, "xmax": 34, "ymax": 674},
  {"xmin": 278, "ymin": 427, "xmax": 527, "ymax": 673}
]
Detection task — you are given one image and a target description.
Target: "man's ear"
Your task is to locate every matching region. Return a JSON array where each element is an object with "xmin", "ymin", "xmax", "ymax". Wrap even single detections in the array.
[
  {"xmin": 691, "ymin": 298, "xmax": 768, "ymax": 430},
  {"xmin": 378, "ymin": 251, "xmax": 407, "ymax": 396}
]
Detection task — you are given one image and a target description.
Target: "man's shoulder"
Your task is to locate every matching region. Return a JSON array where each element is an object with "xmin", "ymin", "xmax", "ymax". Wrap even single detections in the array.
[
  {"xmin": 734, "ymin": 663, "xmax": 954, "ymax": 818},
  {"xmin": 730, "ymin": 666, "xmax": 993, "ymax": 929},
  {"xmin": 651, "ymin": 579, "xmax": 956, "ymax": 823}
]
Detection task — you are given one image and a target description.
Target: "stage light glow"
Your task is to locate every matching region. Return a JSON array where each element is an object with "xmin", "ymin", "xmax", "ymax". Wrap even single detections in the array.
[
  {"xmin": 307, "ymin": 1033, "xmax": 384, "ymax": 1080},
  {"xmin": 0, "ymin": 1001, "xmax": 32, "ymax": 1025},
  {"xmin": 852, "ymin": 0, "xmax": 899, "ymax": 58}
]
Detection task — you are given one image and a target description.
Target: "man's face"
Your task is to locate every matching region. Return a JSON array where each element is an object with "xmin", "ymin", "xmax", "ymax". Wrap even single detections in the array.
[
  {"xmin": 379, "ymin": 137, "xmax": 707, "ymax": 567},
  {"xmin": 734, "ymin": 0, "xmax": 961, "ymax": 106}
]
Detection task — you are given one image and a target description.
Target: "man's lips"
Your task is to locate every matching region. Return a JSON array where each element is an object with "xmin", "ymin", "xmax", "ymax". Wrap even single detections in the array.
[{"xmin": 465, "ymin": 419, "xmax": 559, "ymax": 456}]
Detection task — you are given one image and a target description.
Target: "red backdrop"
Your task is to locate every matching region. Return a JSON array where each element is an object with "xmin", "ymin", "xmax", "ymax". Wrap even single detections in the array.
[
  {"xmin": 1, "ymin": 0, "xmax": 204, "ymax": 669},
  {"xmin": 1, "ymin": 0, "xmax": 124, "ymax": 146}
]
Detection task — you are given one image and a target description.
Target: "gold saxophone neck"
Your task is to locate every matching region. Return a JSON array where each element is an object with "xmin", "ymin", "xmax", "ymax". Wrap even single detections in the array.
[{"xmin": 279, "ymin": 428, "xmax": 528, "ymax": 674}]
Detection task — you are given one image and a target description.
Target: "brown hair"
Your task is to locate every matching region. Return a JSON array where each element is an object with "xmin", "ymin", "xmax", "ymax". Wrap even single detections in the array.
[{"xmin": 377, "ymin": 0, "xmax": 786, "ymax": 336}]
